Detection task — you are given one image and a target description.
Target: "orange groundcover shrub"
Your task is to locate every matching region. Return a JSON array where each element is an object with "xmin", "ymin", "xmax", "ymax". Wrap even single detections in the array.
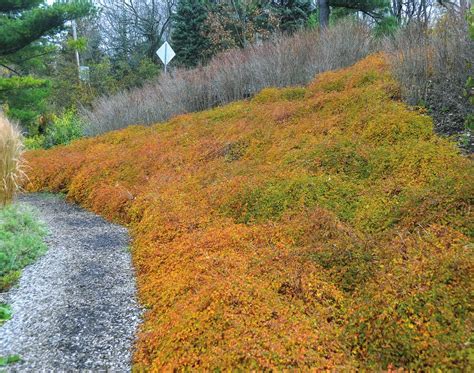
[{"xmin": 25, "ymin": 55, "xmax": 473, "ymax": 370}]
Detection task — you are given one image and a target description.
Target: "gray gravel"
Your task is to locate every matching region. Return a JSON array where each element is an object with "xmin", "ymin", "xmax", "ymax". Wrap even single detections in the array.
[{"xmin": 0, "ymin": 193, "xmax": 141, "ymax": 372}]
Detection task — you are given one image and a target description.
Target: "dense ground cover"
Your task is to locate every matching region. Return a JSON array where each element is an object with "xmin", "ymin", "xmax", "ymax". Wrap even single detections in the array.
[{"xmin": 25, "ymin": 55, "xmax": 473, "ymax": 370}]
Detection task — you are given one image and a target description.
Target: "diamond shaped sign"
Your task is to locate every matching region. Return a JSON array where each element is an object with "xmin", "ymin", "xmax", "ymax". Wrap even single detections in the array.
[{"xmin": 156, "ymin": 41, "xmax": 175, "ymax": 66}]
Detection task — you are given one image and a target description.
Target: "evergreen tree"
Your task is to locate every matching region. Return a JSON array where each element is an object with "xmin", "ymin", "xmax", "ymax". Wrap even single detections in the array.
[
  {"xmin": 271, "ymin": 0, "xmax": 312, "ymax": 33},
  {"xmin": 171, "ymin": 0, "xmax": 212, "ymax": 67},
  {"xmin": 0, "ymin": 0, "xmax": 93, "ymax": 132},
  {"xmin": 0, "ymin": 0, "xmax": 93, "ymax": 57}
]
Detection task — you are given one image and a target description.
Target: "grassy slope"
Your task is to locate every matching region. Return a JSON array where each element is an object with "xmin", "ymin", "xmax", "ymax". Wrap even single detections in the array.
[{"xmin": 25, "ymin": 55, "xmax": 473, "ymax": 370}]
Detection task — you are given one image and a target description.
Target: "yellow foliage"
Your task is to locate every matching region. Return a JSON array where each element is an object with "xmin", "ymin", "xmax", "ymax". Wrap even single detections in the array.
[{"xmin": 25, "ymin": 54, "xmax": 473, "ymax": 369}]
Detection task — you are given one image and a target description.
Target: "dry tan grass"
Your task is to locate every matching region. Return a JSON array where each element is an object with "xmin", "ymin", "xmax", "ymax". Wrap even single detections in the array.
[
  {"xmin": 82, "ymin": 20, "xmax": 373, "ymax": 135},
  {"xmin": 385, "ymin": 12, "xmax": 474, "ymax": 138},
  {"xmin": 0, "ymin": 113, "xmax": 25, "ymax": 206}
]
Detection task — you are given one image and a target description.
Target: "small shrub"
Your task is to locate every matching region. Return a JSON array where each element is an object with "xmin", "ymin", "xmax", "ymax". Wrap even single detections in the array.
[
  {"xmin": 23, "ymin": 135, "xmax": 46, "ymax": 150},
  {"xmin": 0, "ymin": 114, "xmax": 24, "ymax": 206},
  {"xmin": 43, "ymin": 110, "xmax": 83, "ymax": 148},
  {"xmin": 25, "ymin": 110, "xmax": 83, "ymax": 150}
]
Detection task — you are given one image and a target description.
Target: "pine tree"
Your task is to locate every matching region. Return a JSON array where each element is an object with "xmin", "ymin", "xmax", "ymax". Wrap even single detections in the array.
[
  {"xmin": 171, "ymin": 0, "xmax": 212, "ymax": 67},
  {"xmin": 272, "ymin": 0, "xmax": 312, "ymax": 33},
  {"xmin": 0, "ymin": 0, "xmax": 93, "ymax": 57},
  {"xmin": 0, "ymin": 0, "xmax": 93, "ymax": 132}
]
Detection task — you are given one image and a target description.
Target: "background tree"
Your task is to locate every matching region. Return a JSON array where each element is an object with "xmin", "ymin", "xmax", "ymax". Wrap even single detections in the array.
[
  {"xmin": 389, "ymin": 1, "xmax": 439, "ymax": 25},
  {"xmin": 0, "ymin": 0, "xmax": 93, "ymax": 132},
  {"xmin": 221, "ymin": 0, "xmax": 276, "ymax": 47},
  {"xmin": 319, "ymin": 0, "xmax": 330, "ymax": 26},
  {"xmin": 318, "ymin": 0, "xmax": 391, "ymax": 28},
  {"xmin": 465, "ymin": 5, "xmax": 474, "ymax": 134},
  {"xmin": 203, "ymin": 0, "xmax": 280, "ymax": 55},
  {"xmin": 0, "ymin": 0, "xmax": 92, "ymax": 57},
  {"xmin": 171, "ymin": 0, "xmax": 212, "ymax": 67},
  {"xmin": 98, "ymin": 0, "xmax": 176, "ymax": 64},
  {"xmin": 271, "ymin": 0, "xmax": 313, "ymax": 33}
]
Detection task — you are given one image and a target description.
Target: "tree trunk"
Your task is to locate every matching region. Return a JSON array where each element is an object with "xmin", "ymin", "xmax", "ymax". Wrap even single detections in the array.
[
  {"xmin": 319, "ymin": 0, "xmax": 330, "ymax": 28},
  {"xmin": 459, "ymin": 0, "xmax": 470, "ymax": 15}
]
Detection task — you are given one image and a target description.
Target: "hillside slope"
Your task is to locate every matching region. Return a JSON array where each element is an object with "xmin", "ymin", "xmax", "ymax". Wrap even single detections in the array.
[{"xmin": 25, "ymin": 55, "xmax": 473, "ymax": 370}]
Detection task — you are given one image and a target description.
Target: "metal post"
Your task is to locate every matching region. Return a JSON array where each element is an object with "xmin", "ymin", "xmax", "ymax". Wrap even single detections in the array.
[
  {"xmin": 156, "ymin": 41, "xmax": 175, "ymax": 74},
  {"xmin": 164, "ymin": 42, "xmax": 168, "ymax": 74},
  {"xmin": 72, "ymin": 20, "xmax": 81, "ymax": 79}
]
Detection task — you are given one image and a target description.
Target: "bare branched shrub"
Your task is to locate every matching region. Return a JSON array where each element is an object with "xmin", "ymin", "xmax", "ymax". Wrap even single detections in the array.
[
  {"xmin": 0, "ymin": 114, "xmax": 25, "ymax": 206},
  {"xmin": 82, "ymin": 20, "xmax": 372, "ymax": 135},
  {"xmin": 386, "ymin": 12, "xmax": 474, "ymax": 142}
]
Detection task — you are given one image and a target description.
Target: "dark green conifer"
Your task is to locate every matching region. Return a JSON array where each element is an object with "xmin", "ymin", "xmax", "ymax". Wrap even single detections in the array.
[
  {"xmin": 171, "ymin": 0, "xmax": 211, "ymax": 67},
  {"xmin": 0, "ymin": 0, "xmax": 93, "ymax": 131}
]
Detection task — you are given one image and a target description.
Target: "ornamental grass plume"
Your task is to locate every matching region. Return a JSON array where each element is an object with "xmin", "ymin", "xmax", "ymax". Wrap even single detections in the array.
[{"xmin": 0, "ymin": 113, "xmax": 24, "ymax": 206}]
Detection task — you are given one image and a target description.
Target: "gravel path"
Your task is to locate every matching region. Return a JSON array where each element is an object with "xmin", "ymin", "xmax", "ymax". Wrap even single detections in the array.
[{"xmin": 0, "ymin": 193, "xmax": 141, "ymax": 371}]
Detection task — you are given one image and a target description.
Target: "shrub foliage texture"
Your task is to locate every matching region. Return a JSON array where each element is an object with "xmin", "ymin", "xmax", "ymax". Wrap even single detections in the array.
[{"xmin": 25, "ymin": 55, "xmax": 473, "ymax": 370}]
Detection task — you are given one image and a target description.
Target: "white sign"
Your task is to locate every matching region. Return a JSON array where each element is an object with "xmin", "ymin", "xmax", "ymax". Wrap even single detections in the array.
[{"xmin": 156, "ymin": 41, "xmax": 175, "ymax": 72}]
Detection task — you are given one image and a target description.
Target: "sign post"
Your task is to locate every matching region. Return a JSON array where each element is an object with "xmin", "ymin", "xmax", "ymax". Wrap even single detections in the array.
[{"xmin": 156, "ymin": 41, "xmax": 176, "ymax": 74}]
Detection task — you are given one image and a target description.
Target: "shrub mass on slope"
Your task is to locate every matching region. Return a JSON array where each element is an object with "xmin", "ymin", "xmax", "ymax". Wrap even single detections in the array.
[{"xmin": 25, "ymin": 55, "xmax": 473, "ymax": 370}]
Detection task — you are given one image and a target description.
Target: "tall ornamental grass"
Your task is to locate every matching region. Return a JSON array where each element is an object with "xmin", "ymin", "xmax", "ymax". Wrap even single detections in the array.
[{"xmin": 0, "ymin": 114, "xmax": 24, "ymax": 206}]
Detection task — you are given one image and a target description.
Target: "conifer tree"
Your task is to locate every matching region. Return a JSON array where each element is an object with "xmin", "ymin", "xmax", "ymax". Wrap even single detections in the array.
[
  {"xmin": 0, "ymin": 0, "xmax": 93, "ymax": 131},
  {"xmin": 171, "ymin": 0, "xmax": 212, "ymax": 67},
  {"xmin": 0, "ymin": 0, "xmax": 93, "ymax": 57},
  {"xmin": 272, "ymin": 0, "xmax": 312, "ymax": 33}
]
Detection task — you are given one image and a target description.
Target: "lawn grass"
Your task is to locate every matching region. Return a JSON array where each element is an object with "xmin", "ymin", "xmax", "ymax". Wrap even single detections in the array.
[
  {"xmin": 0, "ymin": 203, "xmax": 46, "ymax": 367},
  {"xmin": 0, "ymin": 354, "xmax": 21, "ymax": 367},
  {"xmin": 0, "ymin": 303, "xmax": 12, "ymax": 326},
  {"xmin": 0, "ymin": 203, "xmax": 47, "ymax": 292}
]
